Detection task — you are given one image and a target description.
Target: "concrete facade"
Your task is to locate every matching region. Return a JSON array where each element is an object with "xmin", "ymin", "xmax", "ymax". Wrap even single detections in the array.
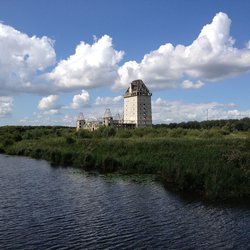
[
  {"xmin": 103, "ymin": 108, "xmax": 114, "ymax": 127},
  {"xmin": 124, "ymin": 80, "xmax": 152, "ymax": 128}
]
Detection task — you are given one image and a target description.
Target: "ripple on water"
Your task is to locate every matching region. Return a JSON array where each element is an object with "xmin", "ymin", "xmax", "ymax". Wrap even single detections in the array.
[{"xmin": 0, "ymin": 154, "xmax": 249, "ymax": 250}]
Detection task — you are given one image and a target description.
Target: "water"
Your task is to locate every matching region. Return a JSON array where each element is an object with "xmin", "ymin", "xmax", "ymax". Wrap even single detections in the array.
[{"xmin": 0, "ymin": 154, "xmax": 249, "ymax": 250}]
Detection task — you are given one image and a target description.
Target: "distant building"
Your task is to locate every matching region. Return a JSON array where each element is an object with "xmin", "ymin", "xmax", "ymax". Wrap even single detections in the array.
[
  {"xmin": 103, "ymin": 108, "xmax": 113, "ymax": 127},
  {"xmin": 83, "ymin": 121, "xmax": 101, "ymax": 131},
  {"xmin": 76, "ymin": 113, "xmax": 86, "ymax": 131},
  {"xmin": 124, "ymin": 79, "xmax": 152, "ymax": 128},
  {"xmin": 76, "ymin": 79, "xmax": 152, "ymax": 131},
  {"xmin": 76, "ymin": 112, "xmax": 101, "ymax": 131}
]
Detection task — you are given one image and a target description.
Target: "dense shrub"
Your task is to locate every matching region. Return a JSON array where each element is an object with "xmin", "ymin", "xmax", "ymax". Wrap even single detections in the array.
[
  {"xmin": 102, "ymin": 127, "xmax": 116, "ymax": 137},
  {"xmin": 0, "ymin": 144, "xmax": 5, "ymax": 153},
  {"xmin": 66, "ymin": 136, "xmax": 75, "ymax": 144},
  {"xmin": 116, "ymin": 129, "xmax": 132, "ymax": 138},
  {"xmin": 100, "ymin": 155, "xmax": 118, "ymax": 173},
  {"xmin": 83, "ymin": 153, "xmax": 96, "ymax": 170},
  {"xmin": 0, "ymin": 125, "xmax": 249, "ymax": 200},
  {"xmin": 50, "ymin": 150, "xmax": 62, "ymax": 165},
  {"xmin": 77, "ymin": 130, "xmax": 92, "ymax": 139},
  {"xmin": 2, "ymin": 138, "xmax": 14, "ymax": 147},
  {"xmin": 155, "ymin": 117, "xmax": 250, "ymax": 132},
  {"xmin": 169, "ymin": 128, "xmax": 187, "ymax": 138},
  {"xmin": 61, "ymin": 151, "xmax": 74, "ymax": 165}
]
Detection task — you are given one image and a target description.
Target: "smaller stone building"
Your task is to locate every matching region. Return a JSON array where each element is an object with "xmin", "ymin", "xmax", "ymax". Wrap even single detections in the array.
[
  {"xmin": 103, "ymin": 108, "xmax": 113, "ymax": 126},
  {"xmin": 76, "ymin": 112, "xmax": 101, "ymax": 131}
]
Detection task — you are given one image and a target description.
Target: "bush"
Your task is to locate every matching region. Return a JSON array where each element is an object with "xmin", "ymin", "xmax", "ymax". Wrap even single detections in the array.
[
  {"xmin": 100, "ymin": 156, "xmax": 118, "ymax": 173},
  {"xmin": 102, "ymin": 127, "xmax": 116, "ymax": 137},
  {"xmin": 50, "ymin": 150, "xmax": 62, "ymax": 165},
  {"xmin": 199, "ymin": 128, "xmax": 224, "ymax": 138},
  {"xmin": 84, "ymin": 153, "xmax": 96, "ymax": 170},
  {"xmin": 0, "ymin": 144, "xmax": 5, "ymax": 153},
  {"xmin": 169, "ymin": 128, "xmax": 187, "ymax": 138},
  {"xmin": 77, "ymin": 130, "xmax": 92, "ymax": 139},
  {"xmin": 2, "ymin": 138, "xmax": 14, "ymax": 147},
  {"xmin": 0, "ymin": 125, "xmax": 249, "ymax": 200},
  {"xmin": 61, "ymin": 151, "xmax": 74, "ymax": 165},
  {"xmin": 133, "ymin": 129, "xmax": 144, "ymax": 138},
  {"xmin": 66, "ymin": 136, "xmax": 75, "ymax": 144},
  {"xmin": 116, "ymin": 129, "xmax": 132, "ymax": 138}
]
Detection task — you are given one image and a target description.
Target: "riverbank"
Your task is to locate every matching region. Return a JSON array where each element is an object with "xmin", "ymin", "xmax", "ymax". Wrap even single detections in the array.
[{"xmin": 0, "ymin": 126, "xmax": 249, "ymax": 201}]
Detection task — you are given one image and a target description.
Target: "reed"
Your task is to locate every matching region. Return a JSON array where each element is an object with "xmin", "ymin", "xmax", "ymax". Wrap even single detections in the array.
[{"xmin": 0, "ymin": 125, "xmax": 249, "ymax": 200}]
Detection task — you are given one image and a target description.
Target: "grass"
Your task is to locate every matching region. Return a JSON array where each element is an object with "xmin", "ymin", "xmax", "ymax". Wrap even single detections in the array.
[{"xmin": 0, "ymin": 125, "xmax": 249, "ymax": 201}]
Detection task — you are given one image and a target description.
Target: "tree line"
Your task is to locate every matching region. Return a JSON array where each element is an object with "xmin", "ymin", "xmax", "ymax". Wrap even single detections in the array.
[{"xmin": 154, "ymin": 117, "xmax": 250, "ymax": 131}]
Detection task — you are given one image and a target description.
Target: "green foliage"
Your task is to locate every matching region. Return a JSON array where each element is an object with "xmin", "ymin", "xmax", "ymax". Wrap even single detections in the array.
[
  {"xmin": 199, "ymin": 128, "xmax": 224, "ymax": 138},
  {"xmin": 155, "ymin": 117, "xmax": 250, "ymax": 132},
  {"xmin": 116, "ymin": 129, "xmax": 132, "ymax": 138},
  {"xmin": 2, "ymin": 138, "xmax": 14, "ymax": 147},
  {"xmin": 0, "ymin": 124, "xmax": 249, "ymax": 201},
  {"xmin": 102, "ymin": 127, "xmax": 116, "ymax": 137},
  {"xmin": 100, "ymin": 155, "xmax": 118, "ymax": 172},
  {"xmin": 169, "ymin": 128, "xmax": 187, "ymax": 138},
  {"xmin": 81, "ymin": 152, "xmax": 96, "ymax": 170},
  {"xmin": 77, "ymin": 129, "xmax": 92, "ymax": 139},
  {"xmin": 50, "ymin": 150, "xmax": 62, "ymax": 165},
  {"xmin": 0, "ymin": 144, "xmax": 5, "ymax": 153},
  {"xmin": 66, "ymin": 136, "xmax": 75, "ymax": 144}
]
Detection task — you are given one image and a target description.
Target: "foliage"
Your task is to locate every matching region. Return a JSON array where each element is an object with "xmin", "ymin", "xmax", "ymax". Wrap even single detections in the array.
[
  {"xmin": 154, "ymin": 117, "xmax": 250, "ymax": 132},
  {"xmin": 0, "ymin": 122, "xmax": 249, "ymax": 201}
]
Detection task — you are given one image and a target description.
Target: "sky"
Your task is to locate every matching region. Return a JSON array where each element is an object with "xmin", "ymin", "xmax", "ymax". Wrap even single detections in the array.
[{"xmin": 0, "ymin": 0, "xmax": 250, "ymax": 126}]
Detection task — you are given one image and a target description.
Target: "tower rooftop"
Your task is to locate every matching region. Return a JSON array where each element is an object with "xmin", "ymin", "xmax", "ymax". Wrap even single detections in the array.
[
  {"xmin": 103, "ymin": 108, "xmax": 112, "ymax": 118},
  {"xmin": 124, "ymin": 79, "xmax": 152, "ymax": 98},
  {"xmin": 77, "ymin": 112, "xmax": 84, "ymax": 121}
]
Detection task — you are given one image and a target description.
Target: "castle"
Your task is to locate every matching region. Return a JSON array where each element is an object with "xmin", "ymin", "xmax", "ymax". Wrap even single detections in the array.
[{"xmin": 76, "ymin": 79, "xmax": 152, "ymax": 131}]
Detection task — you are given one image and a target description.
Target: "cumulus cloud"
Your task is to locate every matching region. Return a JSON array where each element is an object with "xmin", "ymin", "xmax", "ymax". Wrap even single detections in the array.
[
  {"xmin": 0, "ymin": 96, "xmax": 13, "ymax": 117},
  {"xmin": 2, "ymin": 12, "xmax": 250, "ymax": 96},
  {"xmin": 247, "ymin": 40, "xmax": 250, "ymax": 49},
  {"xmin": 49, "ymin": 35, "xmax": 124, "ymax": 91},
  {"xmin": 70, "ymin": 90, "xmax": 90, "ymax": 109},
  {"xmin": 152, "ymin": 98, "xmax": 248, "ymax": 123},
  {"xmin": 181, "ymin": 80, "xmax": 204, "ymax": 89},
  {"xmin": 42, "ymin": 109, "xmax": 60, "ymax": 115},
  {"xmin": 19, "ymin": 113, "xmax": 76, "ymax": 126},
  {"xmin": 115, "ymin": 12, "xmax": 250, "ymax": 90},
  {"xmin": 95, "ymin": 95, "xmax": 123, "ymax": 105},
  {"xmin": 38, "ymin": 95, "xmax": 59, "ymax": 110},
  {"xmin": 0, "ymin": 22, "xmax": 56, "ymax": 95}
]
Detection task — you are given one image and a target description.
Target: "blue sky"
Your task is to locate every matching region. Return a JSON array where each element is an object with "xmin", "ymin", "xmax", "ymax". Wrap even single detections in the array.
[{"xmin": 0, "ymin": 0, "xmax": 250, "ymax": 125}]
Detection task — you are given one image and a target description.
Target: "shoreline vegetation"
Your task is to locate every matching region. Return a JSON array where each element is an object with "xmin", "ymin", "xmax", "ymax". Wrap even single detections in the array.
[{"xmin": 0, "ymin": 118, "xmax": 250, "ymax": 201}]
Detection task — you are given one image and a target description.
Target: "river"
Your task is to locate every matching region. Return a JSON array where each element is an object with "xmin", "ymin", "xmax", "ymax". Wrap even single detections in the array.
[{"xmin": 0, "ymin": 154, "xmax": 249, "ymax": 249}]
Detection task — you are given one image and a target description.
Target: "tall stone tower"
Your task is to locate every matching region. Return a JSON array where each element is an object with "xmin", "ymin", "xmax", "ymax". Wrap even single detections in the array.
[{"xmin": 124, "ymin": 79, "xmax": 152, "ymax": 128}]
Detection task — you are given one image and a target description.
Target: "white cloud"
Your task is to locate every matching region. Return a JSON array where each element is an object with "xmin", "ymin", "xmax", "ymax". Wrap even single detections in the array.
[
  {"xmin": 181, "ymin": 80, "xmax": 204, "ymax": 89},
  {"xmin": 19, "ymin": 113, "xmax": 76, "ymax": 126},
  {"xmin": 95, "ymin": 95, "xmax": 123, "ymax": 105},
  {"xmin": 0, "ymin": 96, "xmax": 13, "ymax": 117},
  {"xmin": 152, "ymin": 97, "xmax": 249, "ymax": 123},
  {"xmin": 115, "ymin": 12, "xmax": 250, "ymax": 90},
  {"xmin": 70, "ymin": 90, "xmax": 90, "ymax": 109},
  {"xmin": 42, "ymin": 109, "xmax": 60, "ymax": 115},
  {"xmin": 2, "ymin": 12, "xmax": 250, "ymax": 96},
  {"xmin": 49, "ymin": 35, "xmax": 124, "ymax": 91},
  {"xmin": 247, "ymin": 40, "xmax": 250, "ymax": 49},
  {"xmin": 38, "ymin": 95, "xmax": 59, "ymax": 110},
  {"xmin": 0, "ymin": 23, "xmax": 56, "ymax": 95}
]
